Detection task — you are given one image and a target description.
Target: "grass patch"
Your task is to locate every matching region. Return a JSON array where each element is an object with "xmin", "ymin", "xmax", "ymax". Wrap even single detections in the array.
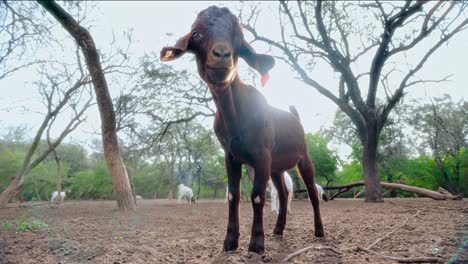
[{"xmin": 2, "ymin": 217, "xmax": 48, "ymax": 233}]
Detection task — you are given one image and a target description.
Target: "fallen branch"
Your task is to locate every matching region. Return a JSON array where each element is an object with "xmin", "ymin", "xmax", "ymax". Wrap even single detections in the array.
[
  {"xmin": 320, "ymin": 181, "xmax": 463, "ymax": 201},
  {"xmin": 367, "ymin": 211, "xmax": 420, "ymax": 250},
  {"xmin": 357, "ymin": 246, "xmax": 443, "ymax": 263},
  {"xmin": 282, "ymin": 245, "xmax": 342, "ymax": 262},
  {"xmin": 354, "ymin": 188, "xmax": 365, "ymax": 199}
]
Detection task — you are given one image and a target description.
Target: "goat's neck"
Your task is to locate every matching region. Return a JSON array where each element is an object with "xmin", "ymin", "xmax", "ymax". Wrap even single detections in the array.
[{"xmin": 210, "ymin": 75, "xmax": 244, "ymax": 138}]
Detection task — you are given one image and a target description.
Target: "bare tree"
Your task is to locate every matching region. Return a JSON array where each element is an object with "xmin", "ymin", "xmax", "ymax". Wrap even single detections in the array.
[
  {"xmin": 42, "ymin": 61, "xmax": 94, "ymax": 207},
  {"xmin": 0, "ymin": 1, "xmax": 52, "ymax": 80},
  {"xmin": 243, "ymin": 0, "xmax": 468, "ymax": 202},
  {"xmin": 135, "ymin": 59, "xmax": 215, "ymax": 143},
  {"xmin": 0, "ymin": 60, "xmax": 92, "ymax": 206},
  {"xmin": 38, "ymin": 0, "xmax": 136, "ymax": 210}
]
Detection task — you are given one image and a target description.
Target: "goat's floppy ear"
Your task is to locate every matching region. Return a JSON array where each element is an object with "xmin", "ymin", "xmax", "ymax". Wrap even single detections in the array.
[
  {"xmin": 160, "ymin": 33, "xmax": 191, "ymax": 62},
  {"xmin": 239, "ymin": 40, "xmax": 275, "ymax": 87}
]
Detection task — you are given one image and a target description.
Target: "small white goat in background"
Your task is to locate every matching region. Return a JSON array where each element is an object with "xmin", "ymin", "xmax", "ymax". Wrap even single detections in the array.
[
  {"xmin": 51, "ymin": 191, "xmax": 66, "ymax": 202},
  {"xmin": 314, "ymin": 183, "xmax": 328, "ymax": 202},
  {"xmin": 178, "ymin": 184, "xmax": 195, "ymax": 204},
  {"xmin": 225, "ymin": 172, "xmax": 294, "ymax": 214},
  {"xmin": 269, "ymin": 172, "xmax": 294, "ymax": 214}
]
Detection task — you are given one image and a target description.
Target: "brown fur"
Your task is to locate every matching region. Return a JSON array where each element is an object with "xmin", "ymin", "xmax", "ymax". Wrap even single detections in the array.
[{"xmin": 161, "ymin": 6, "xmax": 324, "ymax": 254}]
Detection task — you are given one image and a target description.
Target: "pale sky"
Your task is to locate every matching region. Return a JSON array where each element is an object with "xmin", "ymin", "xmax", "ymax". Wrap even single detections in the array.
[{"xmin": 1, "ymin": 1, "xmax": 467, "ymax": 159}]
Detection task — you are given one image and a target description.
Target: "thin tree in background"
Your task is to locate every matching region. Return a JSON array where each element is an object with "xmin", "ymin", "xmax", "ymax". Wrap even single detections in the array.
[
  {"xmin": 243, "ymin": 0, "xmax": 468, "ymax": 202},
  {"xmin": 406, "ymin": 95, "xmax": 467, "ymax": 194},
  {"xmin": 38, "ymin": 0, "xmax": 136, "ymax": 210},
  {"xmin": 0, "ymin": 61, "xmax": 93, "ymax": 207}
]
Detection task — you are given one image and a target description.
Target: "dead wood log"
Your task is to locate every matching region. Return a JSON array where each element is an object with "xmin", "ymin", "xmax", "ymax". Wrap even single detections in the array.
[{"xmin": 320, "ymin": 181, "xmax": 463, "ymax": 201}]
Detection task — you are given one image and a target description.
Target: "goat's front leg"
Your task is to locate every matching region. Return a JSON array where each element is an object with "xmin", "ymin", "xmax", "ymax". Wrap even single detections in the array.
[
  {"xmin": 223, "ymin": 153, "xmax": 242, "ymax": 252},
  {"xmin": 248, "ymin": 152, "xmax": 271, "ymax": 254}
]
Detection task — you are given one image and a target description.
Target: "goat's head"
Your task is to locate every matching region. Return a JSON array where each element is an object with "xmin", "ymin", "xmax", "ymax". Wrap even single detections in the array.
[{"xmin": 160, "ymin": 6, "xmax": 275, "ymax": 92}]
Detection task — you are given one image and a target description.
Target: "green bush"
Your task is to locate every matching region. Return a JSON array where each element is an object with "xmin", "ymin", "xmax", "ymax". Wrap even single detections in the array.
[
  {"xmin": 69, "ymin": 163, "xmax": 113, "ymax": 199},
  {"xmin": 2, "ymin": 217, "xmax": 48, "ymax": 233}
]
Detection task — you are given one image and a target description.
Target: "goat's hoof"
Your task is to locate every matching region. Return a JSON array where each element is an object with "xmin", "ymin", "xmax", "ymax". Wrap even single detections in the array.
[
  {"xmin": 273, "ymin": 228, "xmax": 283, "ymax": 236},
  {"xmin": 261, "ymin": 254, "xmax": 273, "ymax": 262},
  {"xmin": 223, "ymin": 240, "xmax": 238, "ymax": 252},
  {"xmin": 248, "ymin": 241, "xmax": 265, "ymax": 254},
  {"xmin": 315, "ymin": 231, "xmax": 325, "ymax": 241}
]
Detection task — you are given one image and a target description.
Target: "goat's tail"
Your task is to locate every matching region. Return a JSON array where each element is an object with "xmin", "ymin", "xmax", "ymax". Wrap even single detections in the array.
[{"xmin": 289, "ymin": 105, "xmax": 300, "ymax": 121}]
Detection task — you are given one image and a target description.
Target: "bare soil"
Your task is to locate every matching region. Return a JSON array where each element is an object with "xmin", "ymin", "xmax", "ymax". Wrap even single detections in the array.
[{"xmin": 0, "ymin": 198, "xmax": 466, "ymax": 264}]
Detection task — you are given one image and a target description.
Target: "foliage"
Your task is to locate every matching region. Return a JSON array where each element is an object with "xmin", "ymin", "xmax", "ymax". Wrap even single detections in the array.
[
  {"xmin": 0, "ymin": 149, "xmax": 21, "ymax": 191},
  {"xmin": 305, "ymin": 132, "xmax": 339, "ymax": 186},
  {"xmin": 405, "ymin": 95, "xmax": 467, "ymax": 194},
  {"xmin": 69, "ymin": 163, "xmax": 113, "ymax": 200},
  {"xmin": 2, "ymin": 217, "xmax": 48, "ymax": 233}
]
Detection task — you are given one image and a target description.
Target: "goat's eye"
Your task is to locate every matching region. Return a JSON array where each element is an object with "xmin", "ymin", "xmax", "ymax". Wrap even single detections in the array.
[{"xmin": 192, "ymin": 30, "xmax": 202, "ymax": 40}]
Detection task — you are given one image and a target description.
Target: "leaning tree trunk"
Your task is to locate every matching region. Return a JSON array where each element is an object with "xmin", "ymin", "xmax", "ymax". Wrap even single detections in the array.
[
  {"xmin": 38, "ymin": 0, "xmax": 135, "ymax": 210},
  {"xmin": 362, "ymin": 123, "xmax": 383, "ymax": 202},
  {"xmin": 0, "ymin": 176, "xmax": 24, "ymax": 207},
  {"xmin": 126, "ymin": 167, "xmax": 136, "ymax": 206}
]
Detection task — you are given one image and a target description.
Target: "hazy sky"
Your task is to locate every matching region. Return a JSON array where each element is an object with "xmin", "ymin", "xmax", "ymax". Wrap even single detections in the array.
[{"xmin": 1, "ymin": 1, "xmax": 467, "ymax": 158}]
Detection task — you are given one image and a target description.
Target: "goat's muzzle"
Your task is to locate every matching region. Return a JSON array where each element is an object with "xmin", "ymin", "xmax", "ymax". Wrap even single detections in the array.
[{"xmin": 210, "ymin": 43, "xmax": 232, "ymax": 62}]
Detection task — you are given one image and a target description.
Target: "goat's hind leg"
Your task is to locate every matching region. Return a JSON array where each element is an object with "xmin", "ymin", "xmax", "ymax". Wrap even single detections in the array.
[
  {"xmin": 271, "ymin": 171, "xmax": 288, "ymax": 236},
  {"xmin": 297, "ymin": 154, "xmax": 325, "ymax": 238}
]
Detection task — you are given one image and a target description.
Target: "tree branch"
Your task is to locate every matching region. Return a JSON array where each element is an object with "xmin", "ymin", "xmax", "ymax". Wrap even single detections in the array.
[
  {"xmin": 367, "ymin": 1, "xmax": 426, "ymax": 108},
  {"xmin": 379, "ymin": 16, "xmax": 468, "ymax": 131}
]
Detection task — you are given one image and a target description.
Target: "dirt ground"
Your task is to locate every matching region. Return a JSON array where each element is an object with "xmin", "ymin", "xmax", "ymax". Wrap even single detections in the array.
[{"xmin": 0, "ymin": 198, "xmax": 466, "ymax": 264}]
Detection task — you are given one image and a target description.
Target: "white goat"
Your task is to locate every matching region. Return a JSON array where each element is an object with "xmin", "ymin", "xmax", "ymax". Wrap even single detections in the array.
[
  {"xmin": 269, "ymin": 172, "xmax": 294, "ymax": 214},
  {"xmin": 51, "ymin": 191, "xmax": 66, "ymax": 202},
  {"xmin": 315, "ymin": 183, "xmax": 328, "ymax": 202},
  {"xmin": 178, "ymin": 184, "xmax": 195, "ymax": 204},
  {"xmin": 135, "ymin": 195, "xmax": 143, "ymax": 200},
  {"xmin": 225, "ymin": 172, "xmax": 294, "ymax": 214}
]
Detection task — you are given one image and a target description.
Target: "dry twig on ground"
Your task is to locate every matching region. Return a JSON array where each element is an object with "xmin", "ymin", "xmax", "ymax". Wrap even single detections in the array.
[
  {"xmin": 282, "ymin": 245, "xmax": 342, "ymax": 262},
  {"xmin": 357, "ymin": 210, "xmax": 443, "ymax": 263},
  {"xmin": 367, "ymin": 211, "xmax": 420, "ymax": 250},
  {"xmin": 357, "ymin": 246, "xmax": 443, "ymax": 263}
]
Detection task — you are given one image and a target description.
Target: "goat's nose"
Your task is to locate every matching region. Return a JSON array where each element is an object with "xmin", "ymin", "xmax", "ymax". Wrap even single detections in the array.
[{"xmin": 211, "ymin": 44, "xmax": 232, "ymax": 59}]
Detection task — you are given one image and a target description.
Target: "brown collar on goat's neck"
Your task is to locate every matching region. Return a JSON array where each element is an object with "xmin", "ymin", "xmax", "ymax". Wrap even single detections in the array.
[{"xmin": 209, "ymin": 74, "xmax": 245, "ymax": 139}]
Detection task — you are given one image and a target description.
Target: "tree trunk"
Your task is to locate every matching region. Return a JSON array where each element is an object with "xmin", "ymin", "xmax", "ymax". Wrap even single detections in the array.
[
  {"xmin": 0, "ymin": 176, "xmax": 23, "ymax": 207},
  {"xmin": 435, "ymin": 156, "xmax": 456, "ymax": 193},
  {"xmin": 126, "ymin": 167, "xmax": 136, "ymax": 206},
  {"xmin": 362, "ymin": 124, "xmax": 383, "ymax": 202},
  {"xmin": 38, "ymin": 0, "xmax": 135, "ymax": 211},
  {"xmin": 454, "ymin": 159, "xmax": 460, "ymax": 194},
  {"xmin": 54, "ymin": 156, "xmax": 63, "ymax": 207},
  {"xmin": 197, "ymin": 167, "xmax": 202, "ymax": 198},
  {"xmin": 168, "ymin": 160, "xmax": 175, "ymax": 200}
]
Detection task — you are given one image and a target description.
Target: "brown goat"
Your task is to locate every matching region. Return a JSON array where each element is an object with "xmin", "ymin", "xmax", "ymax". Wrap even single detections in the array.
[{"xmin": 160, "ymin": 6, "xmax": 324, "ymax": 254}]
